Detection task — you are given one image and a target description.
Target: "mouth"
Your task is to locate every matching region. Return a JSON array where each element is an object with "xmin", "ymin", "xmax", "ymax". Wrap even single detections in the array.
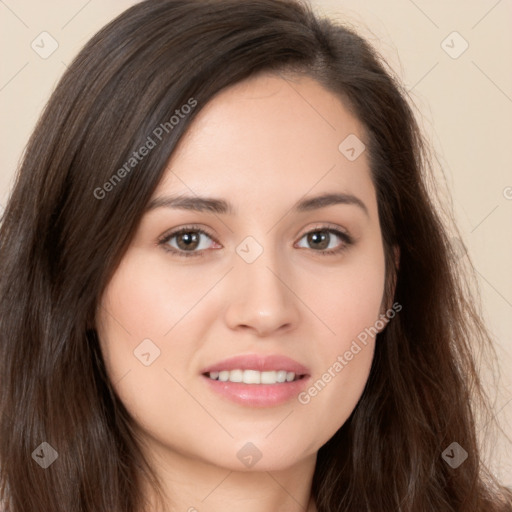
[
  {"xmin": 200, "ymin": 354, "xmax": 310, "ymax": 407},
  {"xmin": 203, "ymin": 369, "xmax": 307, "ymax": 384}
]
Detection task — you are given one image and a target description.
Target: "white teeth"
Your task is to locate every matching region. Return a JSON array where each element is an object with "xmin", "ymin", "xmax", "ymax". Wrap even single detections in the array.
[
  {"xmin": 207, "ymin": 369, "xmax": 299, "ymax": 384},
  {"xmin": 243, "ymin": 370, "xmax": 260, "ymax": 384},
  {"xmin": 260, "ymin": 371, "xmax": 276, "ymax": 384},
  {"xmin": 229, "ymin": 369, "xmax": 243, "ymax": 382},
  {"xmin": 276, "ymin": 370, "xmax": 287, "ymax": 383}
]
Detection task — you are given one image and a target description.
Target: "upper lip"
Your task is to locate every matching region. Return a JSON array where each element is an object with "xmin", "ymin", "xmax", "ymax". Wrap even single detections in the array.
[{"xmin": 201, "ymin": 354, "xmax": 310, "ymax": 376}]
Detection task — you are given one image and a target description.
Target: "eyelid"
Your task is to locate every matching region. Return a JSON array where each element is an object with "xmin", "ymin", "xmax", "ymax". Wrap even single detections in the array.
[
  {"xmin": 157, "ymin": 223, "xmax": 218, "ymax": 245},
  {"xmin": 298, "ymin": 222, "xmax": 352, "ymax": 241}
]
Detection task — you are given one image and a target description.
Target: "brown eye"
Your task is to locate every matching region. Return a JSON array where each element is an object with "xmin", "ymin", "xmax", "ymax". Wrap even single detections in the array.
[
  {"xmin": 295, "ymin": 227, "xmax": 353, "ymax": 255},
  {"xmin": 306, "ymin": 231, "xmax": 330, "ymax": 250},
  {"xmin": 159, "ymin": 226, "xmax": 219, "ymax": 258},
  {"xmin": 175, "ymin": 231, "xmax": 201, "ymax": 251}
]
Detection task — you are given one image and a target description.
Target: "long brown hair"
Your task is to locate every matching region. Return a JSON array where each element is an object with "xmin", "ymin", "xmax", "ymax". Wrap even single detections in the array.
[{"xmin": 1, "ymin": 0, "xmax": 510, "ymax": 510}]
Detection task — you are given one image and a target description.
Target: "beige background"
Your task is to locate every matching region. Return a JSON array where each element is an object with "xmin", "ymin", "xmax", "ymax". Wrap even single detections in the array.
[{"xmin": 1, "ymin": 0, "xmax": 511, "ymax": 485}]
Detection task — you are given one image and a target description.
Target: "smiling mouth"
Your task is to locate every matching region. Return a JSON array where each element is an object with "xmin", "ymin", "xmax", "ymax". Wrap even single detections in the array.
[{"xmin": 204, "ymin": 369, "xmax": 306, "ymax": 384}]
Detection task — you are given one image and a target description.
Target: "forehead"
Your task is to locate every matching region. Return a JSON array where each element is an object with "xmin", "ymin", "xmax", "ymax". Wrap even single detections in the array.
[{"xmin": 154, "ymin": 72, "xmax": 375, "ymax": 215}]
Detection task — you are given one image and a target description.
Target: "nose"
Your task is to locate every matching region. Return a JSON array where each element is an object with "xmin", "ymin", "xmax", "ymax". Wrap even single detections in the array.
[{"xmin": 224, "ymin": 248, "xmax": 300, "ymax": 337}]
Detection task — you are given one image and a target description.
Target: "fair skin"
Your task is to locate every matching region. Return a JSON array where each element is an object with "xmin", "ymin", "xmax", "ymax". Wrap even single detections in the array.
[{"xmin": 96, "ymin": 72, "xmax": 388, "ymax": 512}]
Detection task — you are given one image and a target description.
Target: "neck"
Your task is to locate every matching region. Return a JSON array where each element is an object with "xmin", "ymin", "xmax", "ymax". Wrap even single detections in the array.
[{"xmin": 139, "ymin": 440, "xmax": 318, "ymax": 512}]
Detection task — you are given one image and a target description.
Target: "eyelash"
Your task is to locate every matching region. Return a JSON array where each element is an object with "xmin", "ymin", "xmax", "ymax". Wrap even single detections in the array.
[{"xmin": 157, "ymin": 223, "xmax": 354, "ymax": 258}]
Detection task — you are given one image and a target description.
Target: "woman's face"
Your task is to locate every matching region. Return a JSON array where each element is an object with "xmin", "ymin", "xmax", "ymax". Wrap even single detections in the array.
[{"xmin": 96, "ymin": 72, "xmax": 387, "ymax": 472}]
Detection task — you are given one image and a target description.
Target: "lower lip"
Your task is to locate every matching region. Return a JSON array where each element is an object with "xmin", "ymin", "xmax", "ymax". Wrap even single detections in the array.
[{"xmin": 202, "ymin": 374, "xmax": 310, "ymax": 407}]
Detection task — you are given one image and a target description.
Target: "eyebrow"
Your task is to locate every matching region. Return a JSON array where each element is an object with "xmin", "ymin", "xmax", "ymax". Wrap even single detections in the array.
[{"xmin": 145, "ymin": 192, "xmax": 369, "ymax": 216}]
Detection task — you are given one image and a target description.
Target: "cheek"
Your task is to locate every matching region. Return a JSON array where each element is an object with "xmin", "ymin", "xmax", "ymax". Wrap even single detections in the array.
[
  {"xmin": 95, "ymin": 249, "xmax": 221, "ymax": 406},
  {"xmin": 98, "ymin": 249, "xmax": 216, "ymax": 340},
  {"xmin": 95, "ymin": 253, "xmax": 196, "ymax": 429},
  {"xmin": 295, "ymin": 245, "xmax": 384, "ymax": 427},
  {"xmin": 296, "ymin": 285, "xmax": 379, "ymax": 443},
  {"xmin": 313, "ymin": 245, "xmax": 386, "ymax": 346}
]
